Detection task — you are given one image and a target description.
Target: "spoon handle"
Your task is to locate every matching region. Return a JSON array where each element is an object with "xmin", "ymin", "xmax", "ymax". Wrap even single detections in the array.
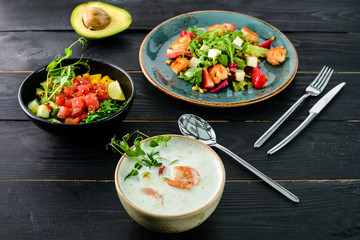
[{"xmin": 213, "ymin": 143, "xmax": 299, "ymax": 203}]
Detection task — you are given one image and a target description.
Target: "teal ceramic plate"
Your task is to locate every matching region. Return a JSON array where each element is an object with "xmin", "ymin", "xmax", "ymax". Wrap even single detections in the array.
[{"xmin": 139, "ymin": 11, "xmax": 298, "ymax": 107}]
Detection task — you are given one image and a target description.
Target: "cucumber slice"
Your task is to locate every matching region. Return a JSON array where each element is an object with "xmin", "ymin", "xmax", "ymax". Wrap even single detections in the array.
[
  {"xmin": 49, "ymin": 118, "xmax": 61, "ymax": 123},
  {"xmin": 28, "ymin": 99, "xmax": 40, "ymax": 114},
  {"xmin": 45, "ymin": 101, "xmax": 56, "ymax": 108},
  {"xmin": 36, "ymin": 104, "xmax": 51, "ymax": 118},
  {"xmin": 51, "ymin": 107, "xmax": 60, "ymax": 118},
  {"xmin": 40, "ymin": 78, "xmax": 53, "ymax": 90},
  {"xmin": 36, "ymin": 88, "xmax": 45, "ymax": 97}
]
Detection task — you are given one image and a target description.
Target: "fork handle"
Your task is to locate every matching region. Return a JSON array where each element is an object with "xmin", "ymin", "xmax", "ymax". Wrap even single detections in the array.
[{"xmin": 254, "ymin": 93, "xmax": 310, "ymax": 148}]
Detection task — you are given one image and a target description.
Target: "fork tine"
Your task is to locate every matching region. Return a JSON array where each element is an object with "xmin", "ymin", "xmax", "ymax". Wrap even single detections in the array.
[
  {"xmin": 318, "ymin": 69, "xmax": 333, "ymax": 91},
  {"xmin": 311, "ymin": 66, "xmax": 327, "ymax": 86},
  {"xmin": 314, "ymin": 68, "xmax": 332, "ymax": 89},
  {"xmin": 313, "ymin": 67, "xmax": 331, "ymax": 89}
]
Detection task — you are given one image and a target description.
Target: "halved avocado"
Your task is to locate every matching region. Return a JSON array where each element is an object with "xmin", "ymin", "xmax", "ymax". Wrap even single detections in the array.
[{"xmin": 71, "ymin": 2, "xmax": 132, "ymax": 40}]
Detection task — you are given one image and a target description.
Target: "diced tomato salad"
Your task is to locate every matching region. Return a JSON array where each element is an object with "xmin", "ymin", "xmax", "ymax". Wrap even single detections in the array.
[{"xmin": 55, "ymin": 75, "xmax": 107, "ymax": 123}]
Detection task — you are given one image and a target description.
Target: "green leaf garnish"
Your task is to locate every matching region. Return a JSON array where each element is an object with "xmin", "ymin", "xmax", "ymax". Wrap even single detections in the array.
[
  {"xmin": 43, "ymin": 37, "xmax": 88, "ymax": 101},
  {"xmin": 169, "ymin": 159, "xmax": 179, "ymax": 165},
  {"xmin": 107, "ymin": 131, "xmax": 172, "ymax": 180}
]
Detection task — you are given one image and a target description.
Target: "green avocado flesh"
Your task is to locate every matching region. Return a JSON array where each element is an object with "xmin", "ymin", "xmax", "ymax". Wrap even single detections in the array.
[{"xmin": 71, "ymin": 2, "xmax": 132, "ymax": 39}]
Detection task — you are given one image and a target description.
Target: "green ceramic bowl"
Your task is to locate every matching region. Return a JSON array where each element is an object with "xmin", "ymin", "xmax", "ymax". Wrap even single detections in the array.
[{"xmin": 139, "ymin": 11, "xmax": 298, "ymax": 107}]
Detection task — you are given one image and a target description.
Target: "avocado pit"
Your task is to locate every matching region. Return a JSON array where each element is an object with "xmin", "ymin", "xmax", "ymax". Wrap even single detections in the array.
[
  {"xmin": 82, "ymin": 7, "xmax": 111, "ymax": 30},
  {"xmin": 71, "ymin": 1, "xmax": 132, "ymax": 39}
]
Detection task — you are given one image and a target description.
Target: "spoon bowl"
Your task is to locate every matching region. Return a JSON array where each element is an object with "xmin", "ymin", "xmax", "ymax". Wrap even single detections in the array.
[
  {"xmin": 178, "ymin": 114, "xmax": 299, "ymax": 203},
  {"xmin": 178, "ymin": 114, "xmax": 217, "ymax": 146}
]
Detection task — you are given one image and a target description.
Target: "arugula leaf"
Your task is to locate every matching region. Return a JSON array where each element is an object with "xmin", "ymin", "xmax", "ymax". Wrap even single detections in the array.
[
  {"xmin": 234, "ymin": 57, "xmax": 246, "ymax": 70},
  {"xmin": 217, "ymin": 54, "xmax": 229, "ymax": 66},
  {"xmin": 187, "ymin": 26, "xmax": 206, "ymax": 35},
  {"xmin": 83, "ymin": 99, "xmax": 128, "ymax": 123}
]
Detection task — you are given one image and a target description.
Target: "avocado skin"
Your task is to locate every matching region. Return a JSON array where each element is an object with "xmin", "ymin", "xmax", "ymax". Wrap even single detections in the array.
[{"xmin": 71, "ymin": 2, "xmax": 132, "ymax": 40}]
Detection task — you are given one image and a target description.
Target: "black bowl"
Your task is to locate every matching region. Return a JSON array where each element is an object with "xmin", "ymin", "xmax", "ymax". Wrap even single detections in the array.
[{"xmin": 18, "ymin": 58, "xmax": 135, "ymax": 135}]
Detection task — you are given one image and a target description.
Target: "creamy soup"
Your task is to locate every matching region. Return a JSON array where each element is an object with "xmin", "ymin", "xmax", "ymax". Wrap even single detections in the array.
[{"xmin": 118, "ymin": 136, "xmax": 224, "ymax": 216}]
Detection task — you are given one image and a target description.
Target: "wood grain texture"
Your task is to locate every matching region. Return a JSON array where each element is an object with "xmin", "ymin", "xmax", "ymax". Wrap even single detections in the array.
[
  {"xmin": 4, "ymin": 72, "xmax": 358, "ymax": 121},
  {"xmin": 0, "ymin": 121, "xmax": 358, "ymax": 180},
  {"xmin": 0, "ymin": 32, "xmax": 360, "ymax": 72},
  {"xmin": 0, "ymin": 0, "xmax": 359, "ymax": 32},
  {"xmin": 1, "ymin": 1, "xmax": 359, "ymax": 238},
  {"xmin": 1, "ymin": 180, "xmax": 359, "ymax": 240}
]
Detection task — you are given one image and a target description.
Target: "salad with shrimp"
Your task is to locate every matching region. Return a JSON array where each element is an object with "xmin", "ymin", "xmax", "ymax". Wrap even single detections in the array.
[{"xmin": 166, "ymin": 23, "xmax": 287, "ymax": 93}]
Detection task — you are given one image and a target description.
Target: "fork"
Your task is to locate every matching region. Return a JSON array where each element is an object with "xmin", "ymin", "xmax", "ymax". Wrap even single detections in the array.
[{"xmin": 254, "ymin": 66, "xmax": 334, "ymax": 148}]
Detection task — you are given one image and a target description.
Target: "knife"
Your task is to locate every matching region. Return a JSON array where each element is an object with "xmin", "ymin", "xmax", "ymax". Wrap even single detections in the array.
[{"xmin": 267, "ymin": 82, "xmax": 346, "ymax": 155}]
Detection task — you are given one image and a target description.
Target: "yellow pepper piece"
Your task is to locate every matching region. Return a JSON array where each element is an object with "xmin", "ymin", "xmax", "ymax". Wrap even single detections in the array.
[
  {"xmin": 100, "ymin": 75, "xmax": 114, "ymax": 92},
  {"xmin": 82, "ymin": 73, "xmax": 90, "ymax": 78},
  {"xmin": 89, "ymin": 74, "xmax": 102, "ymax": 85}
]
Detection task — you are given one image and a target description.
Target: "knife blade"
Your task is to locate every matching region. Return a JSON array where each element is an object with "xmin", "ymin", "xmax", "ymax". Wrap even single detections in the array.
[
  {"xmin": 267, "ymin": 82, "xmax": 346, "ymax": 155},
  {"xmin": 309, "ymin": 82, "xmax": 346, "ymax": 113}
]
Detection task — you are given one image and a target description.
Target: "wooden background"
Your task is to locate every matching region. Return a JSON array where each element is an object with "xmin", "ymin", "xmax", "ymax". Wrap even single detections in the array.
[{"xmin": 0, "ymin": 0, "xmax": 359, "ymax": 239}]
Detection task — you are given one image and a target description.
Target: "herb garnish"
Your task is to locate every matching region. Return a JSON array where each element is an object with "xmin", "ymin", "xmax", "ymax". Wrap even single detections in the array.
[
  {"xmin": 44, "ymin": 37, "xmax": 88, "ymax": 101},
  {"xmin": 107, "ymin": 131, "xmax": 171, "ymax": 180}
]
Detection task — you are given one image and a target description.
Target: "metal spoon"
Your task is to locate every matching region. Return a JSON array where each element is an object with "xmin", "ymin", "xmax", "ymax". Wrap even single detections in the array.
[{"xmin": 178, "ymin": 114, "xmax": 299, "ymax": 203}]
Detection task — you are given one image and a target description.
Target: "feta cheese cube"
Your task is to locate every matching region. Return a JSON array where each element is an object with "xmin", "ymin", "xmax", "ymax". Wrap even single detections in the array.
[
  {"xmin": 199, "ymin": 45, "xmax": 210, "ymax": 51},
  {"xmin": 189, "ymin": 57, "xmax": 200, "ymax": 68},
  {"xmin": 246, "ymin": 56, "xmax": 258, "ymax": 67},
  {"xmin": 208, "ymin": 49, "xmax": 221, "ymax": 59},
  {"xmin": 232, "ymin": 36, "xmax": 243, "ymax": 48},
  {"xmin": 235, "ymin": 70, "xmax": 245, "ymax": 81}
]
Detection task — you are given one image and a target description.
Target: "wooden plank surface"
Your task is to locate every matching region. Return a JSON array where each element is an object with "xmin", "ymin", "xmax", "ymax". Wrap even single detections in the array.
[
  {"xmin": 0, "ymin": 32, "xmax": 360, "ymax": 72},
  {"xmin": 0, "ymin": 121, "xmax": 358, "ymax": 180},
  {"xmin": 1, "ymin": 180, "xmax": 359, "ymax": 239},
  {"xmin": 0, "ymin": 0, "xmax": 359, "ymax": 32},
  {"xmin": 2, "ymin": 72, "xmax": 357, "ymax": 121},
  {"xmin": 1, "ymin": 0, "xmax": 359, "ymax": 239}
]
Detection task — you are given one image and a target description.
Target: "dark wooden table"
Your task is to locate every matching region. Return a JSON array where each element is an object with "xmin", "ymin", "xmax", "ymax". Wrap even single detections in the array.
[{"xmin": 1, "ymin": 0, "xmax": 359, "ymax": 239}]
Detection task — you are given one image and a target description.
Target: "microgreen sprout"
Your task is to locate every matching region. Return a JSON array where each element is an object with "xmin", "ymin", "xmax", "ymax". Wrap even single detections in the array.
[
  {"xmin": 107, "ymin": 131, "xmax": 171, "ymax": 180},
  {"xmin": 44, "ymin": 37, "xmax": 88, "ymax": 101}
]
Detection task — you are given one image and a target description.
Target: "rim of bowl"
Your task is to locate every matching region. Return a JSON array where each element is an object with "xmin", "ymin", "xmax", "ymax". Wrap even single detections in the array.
[
  {"xmin": 139, "ymin": 10, "xmax": 298, "ymax": 107},
  {"xmin": 18, "ymin": 58, "xmax": 135, "ymax": 126},
  {"xmin": 114, "ymin": 134, "xmax": 226, "ymax": 218}
]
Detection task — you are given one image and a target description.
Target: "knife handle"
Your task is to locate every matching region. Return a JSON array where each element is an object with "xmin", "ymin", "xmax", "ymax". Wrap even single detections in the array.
[
  {"xmin": 254, "ymin": 93, "xmax": 310, "ymax": 148},
  {"xmin": 267, "ymin": 112, "xmax": 317, "ymax": 155}
]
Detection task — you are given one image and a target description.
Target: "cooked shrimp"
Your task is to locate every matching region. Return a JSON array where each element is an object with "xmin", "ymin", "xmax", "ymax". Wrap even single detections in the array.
[
  {"xmin": 208, "ymin": 23, "xmax": 235, "ymax": 34},
  {"xmin": 170, "ymin": 35, "xmax": 191, "ymax": 50},
  {"xmin": 208, "ymin": 64, "xmax": 228, "ymax": 84},
  {"xmin": 170, "ymin": 57, "xmax": 189, "ymax": 74},
  {"xmin": 208, "ymin": 24, "xmax": 227, "ymax": 34},
  {"xmin": 241, "ymin": 27, "xmax": 258, "ymax": 43},
  {"xmin": 141, "ymin": 188, "xmax": 164, "ymax": 205},
  {"xmin": 167, "ymin": 166, "xmax": 200, "ymax": 190},
  {"xmin": 266, "ymin": 46, "xmax": 286, "ymax": 66}
]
